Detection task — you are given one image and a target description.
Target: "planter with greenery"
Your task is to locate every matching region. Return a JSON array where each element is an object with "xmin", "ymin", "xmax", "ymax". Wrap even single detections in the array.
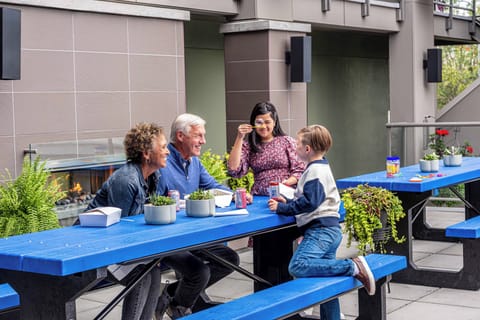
[
  {"xmin": 200, "ymin": 149, "xmax": 255, "ymax": 193},
  {"xmin": 443, "ymin": 146, "xmax": 462, "ymax": 167},
  {"xmin": 185, "ymin": 189, "xmax": 215, "ymax": 217},
  {"xmin": 0, "ymin": 157, "xmax": 66, "ymax": 238},
  {"xmin": 144, "ymin": 194, "xmax": 176, "ymax": 224},
  {"xmin": 341, "ymin": 184, "xmax": 406, "ymax": 255},
  {"xmin": 419, "ymin": 152, "xmax": 440, "ymax": 172}
]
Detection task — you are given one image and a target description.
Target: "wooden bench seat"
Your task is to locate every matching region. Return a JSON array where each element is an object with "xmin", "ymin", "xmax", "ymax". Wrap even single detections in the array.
[{"xmin": 183, "ymin": 254, "xmax": 406, "ymax": 320}]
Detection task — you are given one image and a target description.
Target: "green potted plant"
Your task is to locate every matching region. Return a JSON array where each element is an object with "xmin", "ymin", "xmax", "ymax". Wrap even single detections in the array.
[
  {"xmin": 200, "ymin": 150, "xmax": 255, "ymax": 193},
  {"xmin": 185, "ymin": 189, "xmax": 215, "ymax": 217},
  {"xmin": 443, "ymin": 146, "xmax": 462, "ymax": 167},
  {"xmin": 0, "ymin": 157, "xmax": 66, "ymax": 237},
  {"xmin": 341, "ymin": 184, "xmax": 406, "ymax": 255},
  {"xmin": 419, "ymin": 152, "xmax": 440, "ymax": 172},
  {"xmin": 144, "ymin": 194, "xmax": 176, "ymax": 224},
  {"xmin": 200, "ymin": 149, "xmax": 230, "ymax": 186}
]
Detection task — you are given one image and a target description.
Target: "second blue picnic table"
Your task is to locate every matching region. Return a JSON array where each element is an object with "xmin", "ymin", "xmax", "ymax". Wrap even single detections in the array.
[{"xmin": 336, "ymin": 156, "xmax": 480, "ymax": 290}]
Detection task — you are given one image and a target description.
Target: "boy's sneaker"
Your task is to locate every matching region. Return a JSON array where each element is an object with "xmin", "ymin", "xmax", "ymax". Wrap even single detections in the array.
[
  {"xmin": 167, "ymin": 304, "xmax": 192, "ymax": 319},
  {"xmin": 352, "ymin": 256, "xmax": 376, "ymax": 295}
]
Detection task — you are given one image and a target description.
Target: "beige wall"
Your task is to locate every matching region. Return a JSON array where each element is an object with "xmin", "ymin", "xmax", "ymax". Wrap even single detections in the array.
[{"xmin": 0, "ymin": 5, "xmax": 186, "ymax": 177}]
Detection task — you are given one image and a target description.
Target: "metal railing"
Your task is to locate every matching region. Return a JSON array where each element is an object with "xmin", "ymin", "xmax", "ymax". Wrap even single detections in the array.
[
  {"xmin": 433, "ymin": 0, "xmax": 478, "ymax": 33},
  {"xmin": 386, "ymin": 121, "xmax": 480, "ymax": 161}
]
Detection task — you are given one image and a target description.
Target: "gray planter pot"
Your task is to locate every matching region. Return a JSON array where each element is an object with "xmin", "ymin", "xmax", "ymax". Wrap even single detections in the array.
[
  {"xmin": 443, "ymin": 155, "xmax": 462, "ymax": 167},
  {"xmin": 144, "ymin": 204, "xmax": 176, "ymax": 224},
  {"xmin": 186, "ymin": 199, "xmax": 215, "ymax": 217},
  {"xmin": 419, "ymin": 159, "xmax": 439, "ymax": 172}
]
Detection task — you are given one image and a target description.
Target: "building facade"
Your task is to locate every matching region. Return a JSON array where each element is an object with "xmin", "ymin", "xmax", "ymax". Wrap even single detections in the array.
[{"xmin": 0, "ymin": 0, "xmax": 477, "ymax": 180}]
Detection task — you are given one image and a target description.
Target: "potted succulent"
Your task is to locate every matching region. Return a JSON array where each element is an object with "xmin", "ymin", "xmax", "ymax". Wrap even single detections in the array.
[
  {"xmin": 185, "ymin": 189, "xmax": 215, "ymax": 217},
  {"xmin": 443, "ymin": 146, "xmax": 462, "ymax": 167},
  {"xmin": 419, "ymin": 152, "xmax": 440, "ymax": 172},
  {"xmin": 144, "ymin": 194, "xmax": 176, "ymax": 224},
  {"xmin": 341, "ymin": 184, "xmax": 406, "ymax": 255}
]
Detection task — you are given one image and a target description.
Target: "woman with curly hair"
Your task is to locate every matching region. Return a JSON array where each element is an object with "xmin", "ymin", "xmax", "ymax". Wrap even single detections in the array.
[{"xmin": 87, "ymin": 122, "xmax": 169, "ymax": 320}]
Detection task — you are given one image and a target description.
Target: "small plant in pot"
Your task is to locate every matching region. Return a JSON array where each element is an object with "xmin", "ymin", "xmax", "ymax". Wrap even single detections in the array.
[
  {"xmin": 419, "ymin": 152, "xmax": 440, "ymax": 172},
  {"xmin": 341, "ymin": 184, "xmax": 406, "ymax": 255},
  {"xmin": 185, "ymin": 189, "xmax": 215, "ymax": 217},
  {"xmin": 144, "ymin": 194, "xmax": 176, "ymax": 224},
  {"xmin": 443, "ymin": 146, "xmax": 462, "ymax": 167}
]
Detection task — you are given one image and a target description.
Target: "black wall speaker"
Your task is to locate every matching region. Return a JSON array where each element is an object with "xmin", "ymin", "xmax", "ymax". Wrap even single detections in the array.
[
  {"xmin": 290, "ymin": 36, "xmax": 311, "ymax": 83},
  {"xmin": 426, "ymin": 48, "xmax": 442, "ymax": 83},
  {"xmin": 0, "ymin": 7, "xmax": 21, "ymax": 80}
]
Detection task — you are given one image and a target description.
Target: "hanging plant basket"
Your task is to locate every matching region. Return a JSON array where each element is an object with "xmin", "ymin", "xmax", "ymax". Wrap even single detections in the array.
[{"xmin": 341, "ymin": 184, "xmax": 406, "ymax": 255}]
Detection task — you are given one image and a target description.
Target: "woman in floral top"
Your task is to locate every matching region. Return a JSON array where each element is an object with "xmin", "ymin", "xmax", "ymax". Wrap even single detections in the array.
[{"xmin": 228, "ymin": 101, "xmax": 305, "ymax": 195}]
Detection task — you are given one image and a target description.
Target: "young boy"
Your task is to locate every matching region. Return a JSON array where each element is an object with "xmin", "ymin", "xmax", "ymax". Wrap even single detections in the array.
[{"xmin": 268, "ymin": 125, "xmax": 376, "ymax": 320}]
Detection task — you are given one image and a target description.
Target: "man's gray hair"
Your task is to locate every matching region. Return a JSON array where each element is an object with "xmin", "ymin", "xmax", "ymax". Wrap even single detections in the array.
[{"xmin": 170, "ymin": 113, "xmax": 206, "ymax": 143}]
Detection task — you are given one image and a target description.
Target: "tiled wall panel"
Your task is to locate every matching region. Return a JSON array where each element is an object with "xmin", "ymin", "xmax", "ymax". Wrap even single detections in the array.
[{"xmin": 0, "ymin": 5, "xmax": 185, "ymax": 177}]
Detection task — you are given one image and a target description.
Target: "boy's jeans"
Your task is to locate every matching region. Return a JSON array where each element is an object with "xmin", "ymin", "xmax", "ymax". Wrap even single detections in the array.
[{"xmin": 289, "ymin": 225, "xmax": 355, "ymax": 320}]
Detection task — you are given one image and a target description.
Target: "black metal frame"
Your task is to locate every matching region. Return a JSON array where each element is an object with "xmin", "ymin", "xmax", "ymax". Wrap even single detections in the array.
[{"xmin": 387, "ymin": 180, "xmax": 480, "ymax": 290}]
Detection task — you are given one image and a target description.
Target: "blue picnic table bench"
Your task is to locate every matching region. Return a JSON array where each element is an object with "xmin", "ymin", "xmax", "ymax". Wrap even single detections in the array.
[
  {"xmin": 183, "ymin": 254, "xmax": 406, "ymax": 320},
  {"xmin": 0, "ymin": 283, "xmax": 18, "ymax": 310},
  {"xmin": 337, "ymin": 156, "xmax": 480, "ymax": 290},
  {"xmin": 0, "ymin": 283, "xmax": 19, "ymax": 320}
]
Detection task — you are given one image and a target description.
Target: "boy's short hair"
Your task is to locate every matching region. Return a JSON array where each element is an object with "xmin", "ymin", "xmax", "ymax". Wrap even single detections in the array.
[{"xmin": 298, "ymin": 124, "xmax": 332, "ymax": 153}]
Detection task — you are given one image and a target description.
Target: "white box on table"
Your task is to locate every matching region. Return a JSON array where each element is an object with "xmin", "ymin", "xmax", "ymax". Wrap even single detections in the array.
[
  {"xmin": 78, "ymin": 206, "xmax": 121, "ymax": 227},
  {"xmin": 279, "ymin": 183, "xmax": 295, "ymax": 200}
]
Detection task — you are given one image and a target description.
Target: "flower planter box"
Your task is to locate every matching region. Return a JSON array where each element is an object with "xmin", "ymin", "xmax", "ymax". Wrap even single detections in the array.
[
  {"xmin": 419, "ymin": 159, "xmax": 439, "ymax": 172},
  {"xmin": 144, "ymin": 204, "xmax": 176, "ymax": 224},
  {"xmin": 186, "ymin": 199, "xmax": 215, "ymax": 217},
  {"xmin": 443, "ymin": 155, "xmax": 462, "ymax": 167}
]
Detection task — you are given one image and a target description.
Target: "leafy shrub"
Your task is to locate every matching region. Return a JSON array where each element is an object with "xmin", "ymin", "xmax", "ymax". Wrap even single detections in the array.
[{"xmin": 0, "ymin": 157, "xmax": 66, "ymax": 237}]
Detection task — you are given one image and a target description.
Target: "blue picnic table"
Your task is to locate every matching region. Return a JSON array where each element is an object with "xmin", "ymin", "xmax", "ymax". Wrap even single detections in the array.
[
  {"xmin": 336, "ymin": 156, "xmax": 480, "ymax": 290},
  {"xmin": 0, "ymin": 196, "xmax": 299, "ymax": 319}
]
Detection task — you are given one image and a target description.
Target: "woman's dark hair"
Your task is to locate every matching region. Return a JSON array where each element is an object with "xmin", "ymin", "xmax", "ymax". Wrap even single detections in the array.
[{"xmin": 248, "ymin": 101, "xmax": 286, "ymax": 153}]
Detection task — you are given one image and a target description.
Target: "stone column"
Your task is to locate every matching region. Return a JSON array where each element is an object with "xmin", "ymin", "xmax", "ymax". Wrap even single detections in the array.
[
  {"xmin": 389, "ymin": 0, "xmax": 436, "ymax": 164},
  {"xmin": 220, "ymin": 20, "xmax": 311, "ymax": 150}
]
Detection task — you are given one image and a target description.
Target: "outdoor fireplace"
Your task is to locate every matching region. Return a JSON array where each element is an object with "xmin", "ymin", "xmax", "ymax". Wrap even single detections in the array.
[{"xmin": 25, "ymin": 138, "xmax": 125, "ymax": 226}]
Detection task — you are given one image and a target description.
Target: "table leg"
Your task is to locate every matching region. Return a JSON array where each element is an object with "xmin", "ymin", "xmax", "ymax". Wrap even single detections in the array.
[
  {"xmin": 465, "ymin": 180, "xmax": 480, "ymax": 219},
  {"xmin": 0, "ymin": 268, "xmax": 106, "ymax": 320},
  {"xmin": 357, "ymin": 276, "xmax": 388, "ymax": 320},
  {"xmin": 387, "ymin": 189, "xmax": 480, "ymax": 290},
  {"xmin": 252, "ymin": 225, "xmax": 299, "ymax": 291}
]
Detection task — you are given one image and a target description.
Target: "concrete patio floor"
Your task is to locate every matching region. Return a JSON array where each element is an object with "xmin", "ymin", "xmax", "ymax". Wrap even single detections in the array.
[{"xmin": 76, "ymin": 206, "xmax": 480, "ymax": 319}]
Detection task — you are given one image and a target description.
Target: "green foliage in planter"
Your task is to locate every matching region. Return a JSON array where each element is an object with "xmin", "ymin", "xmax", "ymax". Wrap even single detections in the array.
[
  {"xmin": 149, "ymin": 194, "xmax": 175, "ymax": 206},
  {"xmin": 0, "ymin": 157, "xmax": 66, "ymax": 237},
  {"xmin": 228, "ymin": 170, "xmax": 254, "ymax": 193},
  {"xmin": 200, "ymin": 150, "xmax": 255, "ymax": 193},
  {"xmin": 341, "ymin": 184, "xmax": 406, "ymax": 255},
  {"xmin": 422, "ymin": 152, "xmax": 439, "ymax": 161},
  {"xmin": 188, "ymin": 189, "xmax": 214, "ymax": 200},
  {"xmin": 223, "ymin": 153, "xmax": 254, "ymax": 193},
  {"xmin": 200, "ymin": 149, "xmax": 229, "ymax": 185}
]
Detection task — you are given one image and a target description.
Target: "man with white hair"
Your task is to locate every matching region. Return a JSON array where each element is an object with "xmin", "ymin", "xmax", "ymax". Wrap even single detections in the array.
[
  {"xmin": 157, "ymin": 113, "xmax": 229, "ymax": 198},
  {"xmin": 155, "ymin": 113, "xmax": 240, "ymax": 319}
]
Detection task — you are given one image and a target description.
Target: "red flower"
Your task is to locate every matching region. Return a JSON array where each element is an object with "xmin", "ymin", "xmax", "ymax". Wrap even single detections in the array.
[
  {"xmin": 436, "ymin": 129, "xmax": 449, "ymax": 136},
  {"xmin": 466, "ymin": 146, "xmax": 474, "ymax": 154}
]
